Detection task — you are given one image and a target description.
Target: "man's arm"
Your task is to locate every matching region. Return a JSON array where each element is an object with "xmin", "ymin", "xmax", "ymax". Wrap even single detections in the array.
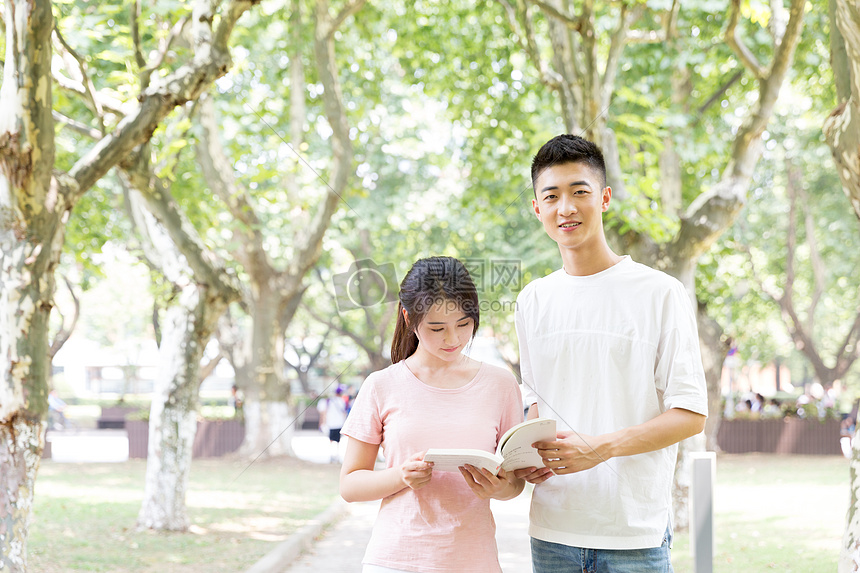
[{"xmin": 533, "ymin": 407, "xmax": 706, "ymax": 475}]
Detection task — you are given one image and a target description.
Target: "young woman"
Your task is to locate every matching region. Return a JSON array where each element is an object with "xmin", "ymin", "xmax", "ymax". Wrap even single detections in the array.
[{"xmin": 340, "ymin": 256, "xmax": 525, "ymax": 573}]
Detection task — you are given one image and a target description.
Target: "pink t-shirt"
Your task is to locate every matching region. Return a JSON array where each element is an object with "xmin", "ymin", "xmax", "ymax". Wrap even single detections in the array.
[{"xmin": 341, "ymin": 361, "xmax": 523, "ymax": 573}]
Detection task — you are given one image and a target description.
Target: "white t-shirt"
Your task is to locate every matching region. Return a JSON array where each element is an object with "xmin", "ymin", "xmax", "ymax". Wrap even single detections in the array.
[
  {"xmin": 516, "ymin": 256, "xmax": 708, "ymax": 550},
  {"xmin": 341, "ymin": 361, "xmax": 523, "ymax": 573},
  {"xmin": 319, "ymin": 395, "xmax": 347, "ymax": 430}
]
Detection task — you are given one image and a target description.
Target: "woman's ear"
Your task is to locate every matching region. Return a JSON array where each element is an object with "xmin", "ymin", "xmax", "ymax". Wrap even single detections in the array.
[{"xmin": 401, "ymin": 307, "xmax": 409, "ymax": 327}]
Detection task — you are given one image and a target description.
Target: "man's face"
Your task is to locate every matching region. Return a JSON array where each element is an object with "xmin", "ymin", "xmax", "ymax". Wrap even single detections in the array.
[{"xmin": 532, "ymin": 162, "xmax": 611, "ymax": 253}]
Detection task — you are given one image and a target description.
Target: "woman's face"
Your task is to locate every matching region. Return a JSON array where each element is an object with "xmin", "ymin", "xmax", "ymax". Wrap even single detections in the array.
[{"xmin": 410, "ymin": 299, "xmax": 474, "ymax": 363}]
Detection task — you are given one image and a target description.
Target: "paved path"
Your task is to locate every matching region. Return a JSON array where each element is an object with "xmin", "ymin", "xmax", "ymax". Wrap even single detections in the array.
[
  {"xmin": 283, "ymin": 497, "xmax": 533, "ymax": 573},
  {"xmin": 280, "ymin": 432, "xmax": 534, "ymax": 573}
]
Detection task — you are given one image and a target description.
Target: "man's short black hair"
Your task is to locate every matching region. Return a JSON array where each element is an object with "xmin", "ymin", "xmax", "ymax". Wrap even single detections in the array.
[{"xmin": 531, "ymin": 134, "xmax": 607, "ymax": 191}]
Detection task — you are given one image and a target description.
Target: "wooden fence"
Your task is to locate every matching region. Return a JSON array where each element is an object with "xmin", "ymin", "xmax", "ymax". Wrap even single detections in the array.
[
  {"xmin": 126, "ymin": 419, "xmax": 245, "ymax": 458},
  {"xmin": 716, "ymin": 418, "xmax": 842, "ymax": 455}
]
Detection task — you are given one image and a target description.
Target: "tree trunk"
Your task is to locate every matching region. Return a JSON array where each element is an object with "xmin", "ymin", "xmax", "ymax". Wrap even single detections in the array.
[
  {"xmin": 122, "ymin": 137, "xmax": 241, "ymax": 528},
  {"xmin": 138, "ymin": 285, "xmax": 228, "ymax": 530},
  {"xmin": 1, "ymin": 0, "xmax": 254, "ymax": 561},
  {"xmin": 827, "ymin": 10, "xmax": 860, "ymax": 564},
  {"xmin": 0, "ymin": 417, "xmax": 45, "ymax": 572},
  {"xmin": 0, "ymin": 1, "xmax": 57, "ymax": 569},
  {"xmin": 199, "ymin": 1, "xmax": 361, "ymax": 461},
  {"xmin": 824, "ymin": 0, "xmax": 860, "ymax": 221},
  {"xmin": 841, "ymin": 434, "xmax": 860, "ymax": 572},
  {"xmin": 239, "ymin": 292, "xmax": 294, "ymax": 457},
  {"xmin": 697, "ymin": 304, "xmax": 729, "ymax": 451},
  {"xmin": 124, "ymin": 182, "xmax": 236, "ymax": 530}
]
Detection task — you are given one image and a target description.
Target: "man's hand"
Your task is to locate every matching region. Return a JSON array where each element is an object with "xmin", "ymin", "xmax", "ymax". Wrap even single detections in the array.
[
  {"xmin": 399, "ymin": 451, "xmax": 434, "ymax": 490},
  {"xmin": 533, "ymin": 430, "xmax": 610, "ymax": 475},
  {"xmin": 459, "ymin": 466, "xmax": 522, "ymax": 500}
]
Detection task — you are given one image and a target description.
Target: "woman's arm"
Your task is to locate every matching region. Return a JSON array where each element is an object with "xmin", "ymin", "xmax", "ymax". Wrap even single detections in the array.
[{"xmin": 339, "ymin": 438, "xmax": 434, "ymax": 503}]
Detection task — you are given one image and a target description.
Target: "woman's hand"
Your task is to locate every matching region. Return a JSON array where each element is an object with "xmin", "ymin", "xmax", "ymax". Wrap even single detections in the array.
[
  {"xmin": 459, "ymin": 466, "xmax": 523, "ymax": 500},
  {"xmin": 399, "ymin": 451, "xmax": 434, "ymax": 491},
  {"xmin": 512, "ymin": 466, "xmax": 554, "ymax": 485}
]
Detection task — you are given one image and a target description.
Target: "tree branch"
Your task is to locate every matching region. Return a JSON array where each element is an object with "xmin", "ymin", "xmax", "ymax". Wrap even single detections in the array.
[
  {"xmin": 63, "ymin": 0, "xmax": 258, "ymax": 202},
  {"xmin": 730, "ymin": 0, "xmax": 806, "ymax": 178},
  {"xmin": 199, "ymin": 352, "xmax": 225, "ymax": 383},
  {"xmin": 671, "ymin": 0, "xmax": 806, "ymax": 260},
  {"xmin": 664, "ymin": 0, "xmax": 680, "ymax": 41},
  {"xmin": 795, "ymin": 175, "xmax": 825, "ymax": 335},
  {"xmin": 828, "ymin": 0, "xmax": 852, "ymax": 104},
  {"xmin": 497, "ymin": 0, "xmax": 561, "ymax": 89},
  {"xmin": 51, "ymin": 71, "xmax": 125, "ymax": 117},
  {"xmin": 601, "ymin": 3, "xmax": 635, "ymax": 109},
  {"xmin": 726, "ymin": 0, "xmax": 766, "ymax": 79},
  {"xmin": 695, "ymin": 70, "xmax": 744, "ymax": 120},
  {"xmin": 48, "ymin": 275, "xmax": 80, "ymax": 359},
  {"xmin": 53, "ymin": 25, "xmax": 107, "ymax": 132},
  {"xmin": 131, "ymin": 2, "xmax": 189, "ymax": 91},
  {"xmin": 528, "ymin": 0, "xmax": 580, "ymax": 29},
  {"xmin": 131, "ymin": 0, "xmax": 148, "ymax": 70},
  {"xmin": 769, "ymin": 0, "xmax": 788, "ymax": 46},
  {"xmin": 834, "ymin": 306, "xmax": 860, "ymax": 374},
  {"xmin": 285, "ymin": 0, "xmax": 360, "ymax": 280},
  {"xmin": 195, "ymin": 93, "xmax": 267, "ymax": 275},
  {"xmin": 303, "ymin": 301, "xmax": 377, "ymax": 358},
  {"xmin": 52, "ymin": 111, "xmax": 102, "ymax": 140},
  {"xmin": 784, "ymin": 160, "xmax": 798, "ymax": 315},
  {"xmin": 124, "ymin": 145, "xmax": 244, "ymax": 300},
  {"xmin": 290, "ymin": 0, "xmax": 305, "ymax": 149},
  {"xmin": 327, "ymin": 0, "xmax": 366, "ymax": 38}
]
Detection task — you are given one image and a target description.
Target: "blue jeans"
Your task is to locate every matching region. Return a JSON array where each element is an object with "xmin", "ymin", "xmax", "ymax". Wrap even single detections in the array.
[{"xmin": 531, "ymin": 526, "xmax": 674, "ymax": 573}]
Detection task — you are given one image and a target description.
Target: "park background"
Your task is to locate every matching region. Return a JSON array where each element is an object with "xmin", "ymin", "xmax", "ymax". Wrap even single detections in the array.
[{"xmin": 1, "ymin": 0, "xmax": 859, "ymax": 571}]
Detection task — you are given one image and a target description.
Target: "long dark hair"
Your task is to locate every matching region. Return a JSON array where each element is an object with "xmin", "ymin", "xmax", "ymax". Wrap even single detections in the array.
[{"xmin": 390, "ymin": 257, "xmax": 480, "ymax": 363}]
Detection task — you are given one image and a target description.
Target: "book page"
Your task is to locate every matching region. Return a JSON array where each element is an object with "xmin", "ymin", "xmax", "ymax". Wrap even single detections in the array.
[
  {"xmin": 423, "ymin": 449, "xmax": 503, "ymax": 475},
  {"xmin": 498, "ymin": 418, "xmax": 556, "ymax": 471}
]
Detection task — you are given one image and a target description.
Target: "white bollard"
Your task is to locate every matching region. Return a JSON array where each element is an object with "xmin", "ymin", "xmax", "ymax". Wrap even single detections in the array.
[{"xmin": 689, "ymin": 451, "xmax": 716, "ymax": 573}]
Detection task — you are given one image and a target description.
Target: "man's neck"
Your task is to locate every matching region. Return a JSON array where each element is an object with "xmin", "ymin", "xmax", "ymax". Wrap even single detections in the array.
[{"xmin": 559, "ymin": 243, "xmax": 623, "ymax": 277}]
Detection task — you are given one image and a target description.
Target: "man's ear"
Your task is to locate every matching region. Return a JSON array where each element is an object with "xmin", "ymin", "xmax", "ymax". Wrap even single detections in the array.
[
  {"xmin": 601, "ymin": 186, "xmax": 612, "ymax": 212},
  {"xmin": 532, "ymin": 198, "xmax": 541, "ymax": 221}
]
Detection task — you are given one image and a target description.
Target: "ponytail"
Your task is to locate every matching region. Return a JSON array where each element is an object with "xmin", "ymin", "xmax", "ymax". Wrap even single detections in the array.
[{"xmin": 390, "ymin": 303, "xmax": 419, "ymax": 364}]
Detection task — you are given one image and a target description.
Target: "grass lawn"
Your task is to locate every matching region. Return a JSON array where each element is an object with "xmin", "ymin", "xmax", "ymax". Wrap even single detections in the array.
[
  {"xmin": 27, "ymin": 453, "xmax": 849, "ymax": 572},
  {"xmin": 28, "ymin": 457, "xmax": 341, "ymax": 572},
  {"xmin": 671, "ymin": 454, "xmax": 849, "ymax": 572}
]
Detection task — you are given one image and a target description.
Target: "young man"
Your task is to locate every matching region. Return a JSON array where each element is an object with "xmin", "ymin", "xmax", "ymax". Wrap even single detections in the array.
[{"xmin": 513, "ymin": 134, "xmax": 708, "ymax": 572}]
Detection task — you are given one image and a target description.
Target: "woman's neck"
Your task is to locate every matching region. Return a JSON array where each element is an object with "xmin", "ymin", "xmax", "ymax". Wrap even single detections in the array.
[{"xmin": 405, "ymin": 348, "xmax": 480, "ymax": 389}]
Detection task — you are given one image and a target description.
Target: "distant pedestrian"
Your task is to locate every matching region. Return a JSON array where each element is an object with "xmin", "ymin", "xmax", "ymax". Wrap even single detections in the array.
[
  {"xmin": 318, "ymin": 386, "xmax": 348, "ymax": 463},
  {"xmin": 48, "ymin": 390, "xmax": 68, "ymax": 430},
  {"xmin": 228, "ymin": 385, "xmax": 244, "ymax": 419}
]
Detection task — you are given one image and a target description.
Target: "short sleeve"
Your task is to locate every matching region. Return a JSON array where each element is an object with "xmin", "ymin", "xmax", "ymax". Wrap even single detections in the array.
[
  {"xmin": 340, "ymin": 375, "xmax": 383, "ymax": 445},
  {"xmin": 496, "ymin": 372, "xmax": 526, "ymax": 446},
  {"xmin": 655, "ymin": 281, "xmax": 708, "ymax": 417}
]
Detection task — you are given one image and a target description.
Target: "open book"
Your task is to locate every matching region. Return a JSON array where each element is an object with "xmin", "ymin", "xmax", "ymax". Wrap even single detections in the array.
[{"xmin": 423, "ymin": 417, "xmax": 557, "ymax": 476}]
